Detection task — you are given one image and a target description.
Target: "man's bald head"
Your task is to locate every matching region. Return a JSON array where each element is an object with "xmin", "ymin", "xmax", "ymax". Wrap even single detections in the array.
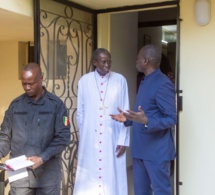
[{"xmin": 21, "ymin": 63, "xmax": 44, "ymax": 100}]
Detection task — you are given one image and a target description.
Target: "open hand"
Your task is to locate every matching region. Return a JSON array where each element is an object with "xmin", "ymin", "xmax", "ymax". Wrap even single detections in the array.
[
  {"xmin": 110, "ymin": 107, "xmax": 126, "ymax": 122},
  {"xmin": 124, "ymin": 106, "xmax": 148, "ymax": 124}
]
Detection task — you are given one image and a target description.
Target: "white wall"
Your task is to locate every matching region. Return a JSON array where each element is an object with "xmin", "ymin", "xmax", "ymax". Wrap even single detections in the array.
[
  {"xmin": 138, "ymin": 27, "xmax": 162, "ymax": 50},
  {"xmin": 179, "ymin": 0, "xmax": 215, "ymax": 194},
  {"xmin": 110, "ymin": 12, "xmax": 138, "ymax": 167}
]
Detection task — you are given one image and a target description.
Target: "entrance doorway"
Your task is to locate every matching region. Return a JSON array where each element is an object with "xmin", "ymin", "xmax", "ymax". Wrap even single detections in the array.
[{"xmin": 108, "ymin": 5, "xmax": 179, "ymax": 195}]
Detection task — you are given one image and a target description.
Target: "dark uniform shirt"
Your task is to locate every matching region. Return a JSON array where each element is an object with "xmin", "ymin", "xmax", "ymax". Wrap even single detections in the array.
[{"xmin": 0, "ymin": 87, "xmax": 71, "ymax": 187}]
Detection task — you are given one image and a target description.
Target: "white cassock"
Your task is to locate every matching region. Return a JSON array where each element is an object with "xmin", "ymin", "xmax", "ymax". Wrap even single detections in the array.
[{"xmin": 74, "ymin": 70, "xmax": 130, "ymax": 195}]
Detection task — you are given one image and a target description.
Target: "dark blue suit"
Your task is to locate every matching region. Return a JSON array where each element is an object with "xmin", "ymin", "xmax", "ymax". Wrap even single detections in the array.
[{"xmin": 126, "ymin": 69, "xmax": 176, "ymax": 195}]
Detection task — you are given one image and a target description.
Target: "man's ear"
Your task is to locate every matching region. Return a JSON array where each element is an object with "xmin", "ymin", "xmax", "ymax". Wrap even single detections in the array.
[
  {"xmin": 92, "ymin": 60, "xmax": 97, "ymax": 66},
  {"xmin": 40, "ymin": 72, "xmax": 44, "ymax": 80},
  {"xmin": 144, "ymin": 58, "xmax": 149, "ymax": 64}
]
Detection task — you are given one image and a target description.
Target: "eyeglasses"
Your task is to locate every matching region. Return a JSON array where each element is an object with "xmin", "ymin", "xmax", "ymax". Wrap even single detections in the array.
[{"xmin": 96, "ymin": 60, "xmax": 112, "ymax": 65}]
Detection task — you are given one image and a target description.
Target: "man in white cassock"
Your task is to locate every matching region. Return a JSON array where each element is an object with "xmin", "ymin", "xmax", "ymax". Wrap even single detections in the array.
[{"xmin": 74, "ymin": 48, "xmax": 130, "ymax": 195}]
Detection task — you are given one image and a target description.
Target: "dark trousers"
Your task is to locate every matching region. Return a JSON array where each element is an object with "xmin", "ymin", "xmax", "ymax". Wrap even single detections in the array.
[
  {"xmin": 10, "ymin": 185, "xmax": 60, "ymax": 195},
  {"xmin": 133, "ymin": 158, "xmax": 172, "ymax": 195}
]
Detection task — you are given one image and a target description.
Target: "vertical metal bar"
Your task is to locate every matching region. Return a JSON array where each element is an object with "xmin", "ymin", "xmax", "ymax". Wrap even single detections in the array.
[
  {"xmin": 28, "ymin": 41, "xmax": 30, "ymax": 63},
  {"xmin": 176, "ymin": 1, "xmax": 181, "ymax": 195},
  {"xmin": 92, "ymin": 13, "xmax": 97, "ymax": 72},
  {"xmin": 0, "ymin": 171, "xmax": 5, "ymax": 195},
  {"xmin": 33, "ymin": 0, "xmax": 40, "ymax": 64},
  {"xmin": 93, "ymin": 13, "xmax": 97, "ymax": 50}
]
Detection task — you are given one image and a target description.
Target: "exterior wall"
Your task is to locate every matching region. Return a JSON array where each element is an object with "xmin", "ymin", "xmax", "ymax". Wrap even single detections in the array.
[
  {"xmin": 0, "ymin": 41, "xmax": 23, "ymax": 194},
  {"xmin": 0, "ymin": 2, "xmax": 33, "ymax": 122},
  {"xmin": 0, "ymin": 0, "xmax": 33, "ymax": 17},
  {"xmin": 0, "ymin": 41, "xmax": 23, "ymax": 123},
  {"xmin": 97, "ymin": 13, "xmax": 111, "ymax": 50},
  {"xmin": 179, "ymin": 0, "xmax": 215, "ymax": 194}
]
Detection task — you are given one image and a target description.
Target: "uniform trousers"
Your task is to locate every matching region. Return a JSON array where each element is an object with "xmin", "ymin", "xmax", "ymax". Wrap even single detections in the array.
[{"xmin": 10, "ymin": 184, "xmax": 60, "ymax": 195}]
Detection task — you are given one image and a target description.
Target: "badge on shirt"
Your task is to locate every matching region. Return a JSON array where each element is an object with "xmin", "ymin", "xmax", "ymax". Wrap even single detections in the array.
[{"xmin": 63, "ymin": 116, "xmax": 70, "ymax": 126}]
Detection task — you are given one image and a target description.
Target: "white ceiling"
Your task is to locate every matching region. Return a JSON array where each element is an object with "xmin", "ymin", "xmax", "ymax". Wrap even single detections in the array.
[
  {"xmin": 68, "ymin": 0, "xmax": 175, "ymax": 10},
  {"xmin": 0, "ymin": 0, "xmax": 176, "ymax": 41}
]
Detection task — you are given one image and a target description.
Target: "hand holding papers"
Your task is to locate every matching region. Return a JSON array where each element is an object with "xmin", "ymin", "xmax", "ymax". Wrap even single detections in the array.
[
  {"xmin": 27, "ymin": 156, "xmax": 43, "ymax": 169},
  {"xmin": 6, "ymin": 155, "xmax": 34, "ymax": 171},
  {"xmin": 5, "ymin": 155, "xmax": 34, "ymax": 182}
]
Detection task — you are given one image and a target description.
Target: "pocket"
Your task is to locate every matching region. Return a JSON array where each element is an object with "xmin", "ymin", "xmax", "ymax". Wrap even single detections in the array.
[{"xmin": 31, "ymin": 166, "xmax": 44, "ymax": 178}]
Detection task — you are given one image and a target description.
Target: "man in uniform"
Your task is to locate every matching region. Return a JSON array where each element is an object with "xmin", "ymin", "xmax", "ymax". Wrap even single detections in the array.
[{"xmin": 0, "ymin": 62, "xmax": 71, "ymax": 195}]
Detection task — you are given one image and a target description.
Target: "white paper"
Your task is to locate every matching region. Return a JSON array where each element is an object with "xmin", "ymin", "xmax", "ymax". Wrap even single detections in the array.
[
  {"xmin": 7, "ymin": 168, "xmax": 28, "ymax": 182},
  {"xmin": 5, "ymin": 155, "xmax": 34, "ymax": 171},
  {"xmin": 5, "ymin": 155, "xmax": 35, "ymax": 182}
]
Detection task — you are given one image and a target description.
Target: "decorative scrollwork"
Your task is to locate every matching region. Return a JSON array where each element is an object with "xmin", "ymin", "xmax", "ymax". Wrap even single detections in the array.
[{"xmin": 40, "ymin": 3, "xmax": 94, "ymax": 194}]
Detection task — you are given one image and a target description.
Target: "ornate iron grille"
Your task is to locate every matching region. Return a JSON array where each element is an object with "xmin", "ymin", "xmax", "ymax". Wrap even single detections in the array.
[{"xmin": 39, "ymin": 2, "xmax": 94, "ymax": 194}]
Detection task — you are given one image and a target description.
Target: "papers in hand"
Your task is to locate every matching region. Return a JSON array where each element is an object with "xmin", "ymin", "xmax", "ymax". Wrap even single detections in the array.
[
  {"xmin": 6, "ymin": 155, "xmax": 34, "ymax": 171},
  {"xmin": 5, "ymin": 155, "xmax": 35, "ymax": 183}
]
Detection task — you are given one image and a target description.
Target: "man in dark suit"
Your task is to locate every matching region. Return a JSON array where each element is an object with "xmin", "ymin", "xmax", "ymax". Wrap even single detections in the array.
[{"xmin": 110, "ymin": 44, "xmax": 176, "ymax": 195}]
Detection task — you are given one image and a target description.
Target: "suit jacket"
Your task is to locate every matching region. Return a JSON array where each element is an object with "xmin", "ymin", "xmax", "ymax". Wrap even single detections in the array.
[{"xmin": 128, "ymin": 69, "xmax": 176, "ymax": 161}]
